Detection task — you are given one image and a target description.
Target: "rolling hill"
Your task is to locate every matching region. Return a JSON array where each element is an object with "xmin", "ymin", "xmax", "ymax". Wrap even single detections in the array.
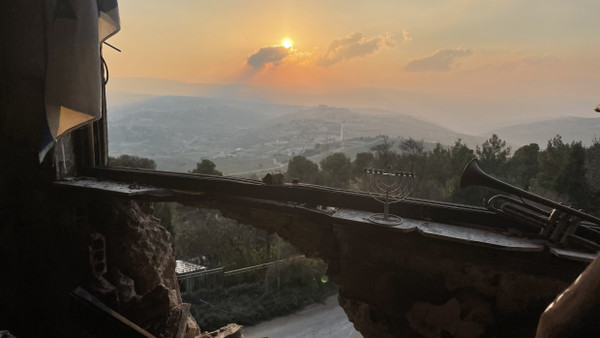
[
  {"xmin": 486, "ymin": 117, "xmax": 600, "ymax": 147},
  {"xmin": 107, "ymin": 77, "xmax": 598, "ymax": 135},
  {"xmin": 106, "ymin": 92, "xmax": 599, "ymax": 173},
  {"xmin": 236, "ymin": 105, "xmax": 483, "ymax": 149},
  {"xmin": 106, "ymin": 95, "xmax": 487, "ymax": 172}
]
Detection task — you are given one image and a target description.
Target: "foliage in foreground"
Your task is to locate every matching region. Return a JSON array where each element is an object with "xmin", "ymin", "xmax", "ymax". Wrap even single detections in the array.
[{"xmin": 183, "ymin": 258, "xmax": 336, "ymax": 331}]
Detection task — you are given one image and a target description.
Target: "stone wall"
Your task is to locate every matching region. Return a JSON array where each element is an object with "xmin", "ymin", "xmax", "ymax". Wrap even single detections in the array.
[
  {"xmin": 88, "ymin": 198, "xmax": 200, "ymax": 337},
  {"xmin": 197, "ymin": 197, "xmax": 587, "ymax": 337}
]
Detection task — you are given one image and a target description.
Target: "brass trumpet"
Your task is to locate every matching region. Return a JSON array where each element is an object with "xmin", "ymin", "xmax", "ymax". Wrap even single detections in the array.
[{"xmin": 460, "ymin": 159, "xmax": 600, "ymax": 251}]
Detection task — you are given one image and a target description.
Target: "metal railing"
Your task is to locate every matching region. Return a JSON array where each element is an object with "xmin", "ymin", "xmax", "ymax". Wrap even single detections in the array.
[{"xmin": 177, "ymin": 255, "xmax": 304, "ymax": 292}]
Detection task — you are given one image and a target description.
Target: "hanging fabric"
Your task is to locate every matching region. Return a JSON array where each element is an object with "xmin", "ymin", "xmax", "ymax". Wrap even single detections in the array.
[{"xmin": 40, "ymin": 0, "xmax": 120, "ymax": 162}]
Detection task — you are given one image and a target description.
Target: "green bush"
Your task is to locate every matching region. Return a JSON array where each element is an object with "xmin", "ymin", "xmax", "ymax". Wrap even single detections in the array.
[{"xmin": 183, "ymin": 259, "xmax": 337, "ymax": 331}]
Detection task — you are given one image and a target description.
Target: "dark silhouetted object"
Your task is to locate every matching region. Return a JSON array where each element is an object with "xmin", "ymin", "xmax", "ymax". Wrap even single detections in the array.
[
  {"xmin": 109, "ymin": 155, "xmax": 157, "ymax": 170},
  {"xmin": 262, "ymin": 173, "xmax": 284, "ymax": 185},
  {"xmin": 190, "ymin": 159, "xmax": 222, "ymax": 176}
]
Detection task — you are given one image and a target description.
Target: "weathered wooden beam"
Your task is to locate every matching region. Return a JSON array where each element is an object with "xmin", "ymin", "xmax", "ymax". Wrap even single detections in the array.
[{"xmin": 69, "ymin": 287, "xmax": 155, "ymax": 338}]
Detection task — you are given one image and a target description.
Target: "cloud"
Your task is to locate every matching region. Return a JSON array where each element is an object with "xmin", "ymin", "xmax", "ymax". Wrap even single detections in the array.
[
  {"xmin": 498, "ymin": 54, "xmax": 553, "ymax": 71},
  {"xmin": 402, "ymin": 29, "xmax": 412, "ymax": 42},
  {"xmin": 468, "ymin": 53, "xmax": 557, "ymax": 74},
  {"xmin": 520, "ymin": 55, "xmax": 551, "ymax": 65},
  {"xmin": 247, "ymin": 46, "xmax": 290, "ymax": 69},
  {"xmin": 317, "ymin": 32, "xmax": 396, "ymax": 67},
  {"xmin": 404, "ymin": 47, "xmax": 472, "ymax": 72}
]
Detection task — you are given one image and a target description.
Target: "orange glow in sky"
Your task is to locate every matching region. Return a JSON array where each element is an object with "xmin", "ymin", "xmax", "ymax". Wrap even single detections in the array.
[{"xmin": 103, "ymin": 0, "xmax": 600, "ymax": 130}]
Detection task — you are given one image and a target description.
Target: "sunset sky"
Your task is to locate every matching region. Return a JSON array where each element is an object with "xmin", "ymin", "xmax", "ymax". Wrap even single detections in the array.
[{"xmin": 104, "ymin": 0, "xmax": 600, "ymax": 130}]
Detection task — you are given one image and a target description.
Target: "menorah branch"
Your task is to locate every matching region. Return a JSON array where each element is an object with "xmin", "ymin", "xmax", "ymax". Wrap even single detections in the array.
[{"xmin": 363, "ymin": 168, "xmax": 416, "ymax": 225}]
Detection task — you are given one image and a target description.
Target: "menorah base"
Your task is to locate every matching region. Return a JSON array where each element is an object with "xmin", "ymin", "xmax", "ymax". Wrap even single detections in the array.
[{"xmin": 367, "ymin": 213, "xmax": 404, "ymax": 226}]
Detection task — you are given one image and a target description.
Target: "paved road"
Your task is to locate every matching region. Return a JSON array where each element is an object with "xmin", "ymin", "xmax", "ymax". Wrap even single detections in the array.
[{"xmin": 243, "ymin": 295, "xmax": 363, "ymax": 338}]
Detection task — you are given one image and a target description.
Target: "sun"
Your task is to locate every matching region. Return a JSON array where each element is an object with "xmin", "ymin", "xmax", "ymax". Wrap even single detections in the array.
[{"xmin": 283, "ymin": 39, "xmax": 292, "ymax": 49}]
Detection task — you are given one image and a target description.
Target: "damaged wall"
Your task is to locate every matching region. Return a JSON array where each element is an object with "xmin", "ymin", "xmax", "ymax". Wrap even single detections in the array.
[
  {"xmin": 0, "ymin": 191, "xmax": 200, "ymax": 337},
  {"xmin": 194, "ymin": 197, "xmax": 588, "ymax": 338},
  {"xmin": 0, "ymin": 2, "xmax": 201, "ymax": 337},
  {"xmin": 86, "ymin": 198, "xmax": 200, "ymax": 337}
]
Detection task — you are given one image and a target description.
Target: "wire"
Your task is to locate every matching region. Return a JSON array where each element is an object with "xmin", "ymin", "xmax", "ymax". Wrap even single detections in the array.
[
  {"xmin": 101, "ymin": 56, "xmax": 109, "ymax": 85},
  {"xmin": 103, "ymin": 41, "xmax": 121, "ymax": 53}
]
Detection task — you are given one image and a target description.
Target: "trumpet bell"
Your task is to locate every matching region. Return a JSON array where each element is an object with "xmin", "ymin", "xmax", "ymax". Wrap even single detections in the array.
[{"xmin": 459, "ymin": 158, "xmax": 600, "ymax": 251}]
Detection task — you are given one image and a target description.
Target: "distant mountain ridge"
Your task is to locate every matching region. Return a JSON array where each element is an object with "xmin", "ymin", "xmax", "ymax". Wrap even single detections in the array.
[
  {"xmin": 104, "ymin": 88, "xmax": 600, "ymax": 172},
  {"xmin": 487, "ymin": 117, "xmax": 600, "ymax": 147},
  {"xmin": 243, "ymin": 105, "xmax": 483, "ymax": 147},
  {"xmin": 107, "ymin": 77, "xmax": 597, "ymax": 134},
  {"xmin": 106, "ymin": 94, "xmax": 486, "ymax": 172},
  {"xmin": 108, "ymin": 94, "xmax": 303, "ymax": 121},
  {"xmin": 107, "ymin": 95, "xmax": 298, "ymax": 162},
  {"xmin": 108, "ymin": 95, "xmax": 484, "ymax": 151}
]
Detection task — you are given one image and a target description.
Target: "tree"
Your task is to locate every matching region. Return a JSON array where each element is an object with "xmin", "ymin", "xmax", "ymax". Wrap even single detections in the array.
[
  {"xmin": 585, "ymin": 139, "xmax": 600, "ymax": 216},
  {"xmin": 555, "ymin": 142, "xmax": 590, "ymax": 210},
  {"xmin": 411, "ymin": 143, "xmax": 448, "ymax": 200},
  {"xmin": 531, "ymin": 135, "xmax": 570, "ymax": 195},
  {"xmin": 154, "ymin": 202, "xmax": 175, "ymax": 241},
  {"xmin": 507, "ymin": 143, "xmax": 539, "ymax": 190},
  {"xmin": 425, "ymin": 143, "xmax": 450, "ymax": 186},
  {"xmin": 319, "ymin": 152, "xmax": 353, "ymax": 188},
  {"xmin": 370, "ymin": 136, "xmax": 397, "ymax": 168},
  {"xmin": 399, "ymin": 138, "xmax": 425, "ymax": 159},
  {"xmin": 109, "ymin": 154, "xmax": 156, "ymax": 169},
  {"xmin": 448, "ymin": 139, "xmax": 475, "ymax": 175},
  {"xmin": 190, "ymin": 159, "xmax": 222, "ymax": 176},
  {"xmin": 398, "ymin": 137, "xmax": 427, "ymax": 173},
  {"xmin": 444, "ymin": 139, "xmax": 480, "ymax": 204},
  {"xmin": 476, "ymin": 134, "xmax": 511, "ymax": 176},
  {"xmin": 396, "ymin": 138, "xmax": 428, "ymax": 196},
  {"xmin": 352, "ymin": 152, "xmax": 374, "ymax": 177},
  {"xmin": 172, "ymin": 207, "xmax": 275, "ymax": 269},
  {"xmin": 586, "ymin": 139, "xmax": 600, "ymax": 188},
  {"xmin": 286, "ymin": 156, "xmax": 319, "ymax": 184}
]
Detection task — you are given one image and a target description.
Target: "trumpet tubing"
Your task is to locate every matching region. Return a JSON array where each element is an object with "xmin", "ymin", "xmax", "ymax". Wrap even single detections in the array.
[
  {"xmin": 460, "ymin": 159, "xmax": 600, "ymax": 251},
  {"xmin": 460, "ymin": 159, "xmax": 600, "ymax": 225}
]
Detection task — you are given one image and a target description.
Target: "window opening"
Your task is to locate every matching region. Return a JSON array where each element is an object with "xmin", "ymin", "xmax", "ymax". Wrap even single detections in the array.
[
  {"xmin": 101, "ymin": 1, "xmax": 600, "ymax": 215},
  {"xmin": 94, "ymin": 1, "xmax": 600, "ymax": 333}
]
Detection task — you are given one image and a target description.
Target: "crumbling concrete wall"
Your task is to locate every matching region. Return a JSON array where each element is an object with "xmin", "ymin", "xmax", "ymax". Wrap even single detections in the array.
[
  {"xmin": 330, "ymin": 222, "xmax": 583, "ymax": 337},
  {"xmin": 198, "ymin": 198, "xmax": 588, "ymax": 338}
]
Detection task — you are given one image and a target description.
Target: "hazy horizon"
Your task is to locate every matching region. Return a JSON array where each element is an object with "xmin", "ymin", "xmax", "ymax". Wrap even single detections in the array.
[
  {"xmin": 104, "ymin": 0, "xmax": 600, "ymax": 132},
  {"xmin": 107, "ymin": 76, "xmax": 597, "ymax": 134}
]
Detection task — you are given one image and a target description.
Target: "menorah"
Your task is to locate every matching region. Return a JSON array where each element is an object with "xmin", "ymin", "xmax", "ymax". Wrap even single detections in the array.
[{"xmin": 362, "ymin": 167, "xmax": 416, "ymax": 225}]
